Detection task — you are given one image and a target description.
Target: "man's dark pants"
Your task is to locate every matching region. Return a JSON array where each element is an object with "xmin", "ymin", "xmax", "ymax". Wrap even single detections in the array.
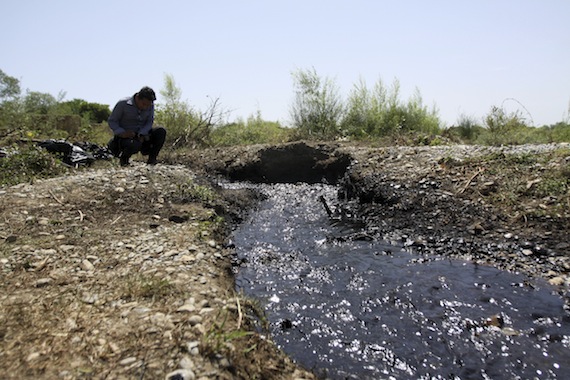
[{"xmin": 108, "ymin": 127, "xmax": 166, "ymax": 165}]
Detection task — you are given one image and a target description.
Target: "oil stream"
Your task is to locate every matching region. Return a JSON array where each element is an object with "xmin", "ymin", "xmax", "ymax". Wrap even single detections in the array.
[{"xmin": 230, "ymin": 183, "xmax": 570, "ymax": 379}]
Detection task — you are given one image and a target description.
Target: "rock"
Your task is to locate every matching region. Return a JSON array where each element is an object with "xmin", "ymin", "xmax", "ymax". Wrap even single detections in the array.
[
  {"xmin": 119, "ymin": 357, "xmax": 137, "ymax": 366},
  {"xmin": 177, "ymin": 304, "xmax": 196, "ymax": 313},
  {"xmin": 165, "ymin": 369, "xmax": 195, "ymax": 380},
  {"xmin": 501, "ymin": 327, "xmax": 520, "ymax": 336},
  {"xmin": 485, "ymin": 314, "xmax": 504, "ymax": 328},
  {"xmin": 468, "ymin": 222, "xmax": 485, "ymax": 235},
  {"xmin": 169, "ymin": 215, "xmax": 188, "ymax": 223},
  {"xmin": 150, "ymin": 312, "xmax": 175, "ymax": 329},
  {"xmin": 187, "ymin": 315, "xmax": 203, "ymax": 326},
  {"xmin": 38, "ymin": 248, "xmax": 57, "ymax": 255},
  {"xmin": 548, "ymin": 276, "xmax": 565, "ymax": 286},
  {"xmin": 35, "ymin": 278, "xmax": 52, "ymax": 287},
  {"xmin": 179, "ymin": 355, "xmax": 195, "ymax": 369},
  {"xmin": 81, "ymin": 259, "xmax": 95, "ymax": 271},
  {"xmin": 180, "ymin": 255, "xmax": 195, "ymax": 263},
  {"xmin": 26, "ymin": 352, "xmax": 40, "ymax": 362},
  {"xmin": 186, "ymin": 341, "xmax": 200, "ymax": 356},
  {"xmin": 479, "ymin": 181, "xmax": 497, "ymax": 195},
  {"xmin": 80, "ymin": 293, "xmax": 98, "ymax": 304}
]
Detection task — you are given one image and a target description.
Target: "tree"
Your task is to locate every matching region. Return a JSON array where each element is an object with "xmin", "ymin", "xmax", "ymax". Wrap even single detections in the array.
[
  {"xmin": 289, "ymin": 68, "xmax": 344, "ymax": 139},
  {"xmin": 57, "ymin": 99, "xmax": 110, "ymax": 123},
  {"xmin": 155, "ymin": 73, "xmax": 228, "ymax": 147},
  {"xmin": 23, "ymin": 91, "xmax": 57, "ymax": 114},
  {"xmin": 0, "ymin": 69, "xmax": 21, "ymax": 100}
]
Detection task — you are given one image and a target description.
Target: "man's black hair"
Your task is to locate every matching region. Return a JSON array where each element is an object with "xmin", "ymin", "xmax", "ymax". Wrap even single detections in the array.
[{"xmin": 138, "ymin": 86, "xmax": 156, "ymax": 101}]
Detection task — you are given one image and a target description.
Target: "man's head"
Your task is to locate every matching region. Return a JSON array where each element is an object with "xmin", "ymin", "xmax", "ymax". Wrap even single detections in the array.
[{"xmin": 135, "ymin": 86, "xmax": 156, "ymax": 110}]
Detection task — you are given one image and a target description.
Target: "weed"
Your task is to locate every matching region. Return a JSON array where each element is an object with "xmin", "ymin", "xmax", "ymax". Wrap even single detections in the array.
[
  {"xmin": 173, "ymin": 180, "xmax": 218, "ymax": 204},
  {"xmin": 121, "ymin": 275, "xmax": 178, "ymax": 300},
  {"xmin": 201, "ymin": 310, "xmax": 255, "ymax": 357}
]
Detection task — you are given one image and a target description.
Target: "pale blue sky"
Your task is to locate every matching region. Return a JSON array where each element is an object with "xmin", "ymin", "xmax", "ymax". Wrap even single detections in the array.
[{"xmin": 2, "ymin": 0, "xmax": 569, "ymax": 127}]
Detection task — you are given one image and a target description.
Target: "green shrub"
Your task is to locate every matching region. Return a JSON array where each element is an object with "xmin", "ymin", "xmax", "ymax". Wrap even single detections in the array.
[
  {"xmin": 342, "ymin": 78, "xmax": 441, "ymax": 140},
  {"xmin": 154, "ymin": 74, "xmax": 230, "ymax": 148},
  {"xmin": 210, "ymin": 112, "xmax": 293, "ymax": 146},
  {"xmin": 289, "ymin": 68, "xmax": 344, "ymax": 140},
  {"xmin": 0, "ymin": 144, "xmax": 67, "ymax": 186},
  {"xmin": 477, "ymin": 106, "xmax": 530, "ymax": 145}
]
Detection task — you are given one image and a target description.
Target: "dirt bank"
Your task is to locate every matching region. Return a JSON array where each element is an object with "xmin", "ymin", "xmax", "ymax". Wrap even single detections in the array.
[
  {"xmin": 1, "ymin": 141, "xmax": 569, "ymax": 379},
  {"xmin": 0, "ymin": 163, "xmax": 314, "ymax": 380},
  {"xmin": 176, "ymin": 141, "xmax": 570, "ymax": 287}
]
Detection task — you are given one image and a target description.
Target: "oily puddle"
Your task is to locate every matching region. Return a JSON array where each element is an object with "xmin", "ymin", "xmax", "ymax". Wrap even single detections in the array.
[{"xmin": 228, "ymin": 182, "xmax": 569, "ymax": 379}]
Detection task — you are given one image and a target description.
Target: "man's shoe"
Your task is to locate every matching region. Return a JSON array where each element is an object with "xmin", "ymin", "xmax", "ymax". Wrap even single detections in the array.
[
  {"xmin": 120, "ymin": 156, "xmax": 130, "ymax": 167},
  {"xmin": 147, "ymin": 156, "xmax": 158, "ymax": 165}
]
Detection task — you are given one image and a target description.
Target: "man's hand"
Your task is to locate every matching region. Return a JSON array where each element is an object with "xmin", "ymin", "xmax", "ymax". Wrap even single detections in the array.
[{"xmin": 119, "ymin": 131, "xmax": 136, "ymax": 138}]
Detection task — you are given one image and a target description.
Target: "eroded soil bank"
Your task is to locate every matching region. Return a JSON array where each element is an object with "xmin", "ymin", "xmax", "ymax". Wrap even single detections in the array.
[
  {"xmin": 178, "ymin": 141, "xmax": 570, "ymax": 288},
  {"xmin": 1, "ymin": 141, "xmax": 569, "ymax": 379}
]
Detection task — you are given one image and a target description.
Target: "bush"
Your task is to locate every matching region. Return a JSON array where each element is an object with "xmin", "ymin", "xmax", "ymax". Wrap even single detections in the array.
[
  {"xmin": 0, "ymin": 144, "xmax": 67, "ymax": 186},
  {"xmin": 155, "ymin": 73, "xmax": 228, "ymax": 148},
  {"xmin": 289, "ymin": 68, "xmax": 344, "ymax": 139},
  {"xmin": 477, "ymin": 106, "xmax": 532, "ymax": 145},
  {"xmin": 444, "ymin": 114, "xmax": 484, "ymax": 143},
  {"xmin": 342, "ymin": 78, "xmax": 441, "ymax": 139},
  {"xmin": 210, "ymin": 112, "xmax": 293, "ymax": 146}
]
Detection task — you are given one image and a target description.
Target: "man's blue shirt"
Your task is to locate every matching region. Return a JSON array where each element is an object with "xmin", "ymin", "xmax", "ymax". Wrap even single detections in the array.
[{"xmin": 108, "ymin": 95, "xmax": 154, "ymax": 136}]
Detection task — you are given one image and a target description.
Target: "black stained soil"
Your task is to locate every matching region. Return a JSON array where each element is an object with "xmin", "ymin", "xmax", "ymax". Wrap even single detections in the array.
[{"xmin": 176, "ymin": 141, "xmax": 570, "ymax": 286}]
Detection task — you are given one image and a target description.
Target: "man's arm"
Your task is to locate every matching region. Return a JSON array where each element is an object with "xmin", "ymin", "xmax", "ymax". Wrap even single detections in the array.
[{"xmin": 108, "ymin": 101, "xmax": 127, "ymax": 136}]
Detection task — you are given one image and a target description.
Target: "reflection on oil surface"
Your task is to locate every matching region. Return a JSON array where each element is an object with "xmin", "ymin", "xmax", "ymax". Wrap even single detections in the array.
[{"xmin": 231, "ymin": 183, "xmax": 569, "ymax": 379}]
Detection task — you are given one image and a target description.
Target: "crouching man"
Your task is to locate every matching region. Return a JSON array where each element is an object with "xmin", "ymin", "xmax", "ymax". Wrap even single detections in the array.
[{"xmin": 108, "ymin": 86, "xmax": 166, "ymax": 166}]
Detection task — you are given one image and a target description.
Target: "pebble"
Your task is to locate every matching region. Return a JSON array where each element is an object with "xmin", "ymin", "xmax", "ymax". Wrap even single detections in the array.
[
  {"xmin": 548, "ymin": 276, "xmax": 565, "ymax": 286},
  {"xmin": 179, "ymin": 355, "xmax": 195, "ymax": 369},
  {"xmin": 26, "ymin": 352, "xmax": 41, "ymax": 362},
  {"xmin": 81, "ymin": 259, "xmax": 95, "ymax": 271},
  {"xmin": 165, "ymin": 369, "xmax": 195, "ymax": 380},
  {"xmin": 59, "ymin": 244, "xmax": 76, "ymax": 252},
  {"xmin": 187, "ymin": 315, "xmax": 203, "ymax": 326},
  {"xmin": 35, "ymin": 278, "xmax": 52, "ymax": 287},
  {"xmin": 186, "ymin": 341, "xmax": 200, "ymax": 356},
  {"xmin": 119, "ymin": 357, "xmax": 137, "ymax": 366},
  {"xmin": 177, "ymin": 304, "xmax": 197, "ymax": 313}
]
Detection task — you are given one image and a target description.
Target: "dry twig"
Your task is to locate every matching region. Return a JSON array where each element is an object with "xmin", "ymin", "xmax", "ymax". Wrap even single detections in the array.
[
  {"xmin": 236, "ymin": 297, "xmax": 243, "ymax": 329},
  {"xmin": 457, "ymin": 167, "xmax": 485, "ymax": 195},
  {"xmin": 48, "ymin": 189, "xmax": 65, "ymax": 205}
]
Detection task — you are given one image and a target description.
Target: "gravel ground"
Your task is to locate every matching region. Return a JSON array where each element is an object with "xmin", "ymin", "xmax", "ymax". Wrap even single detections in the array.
[{"xmin": 0, "ymin": 162, "xmax": 314, "ymax": 380}]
